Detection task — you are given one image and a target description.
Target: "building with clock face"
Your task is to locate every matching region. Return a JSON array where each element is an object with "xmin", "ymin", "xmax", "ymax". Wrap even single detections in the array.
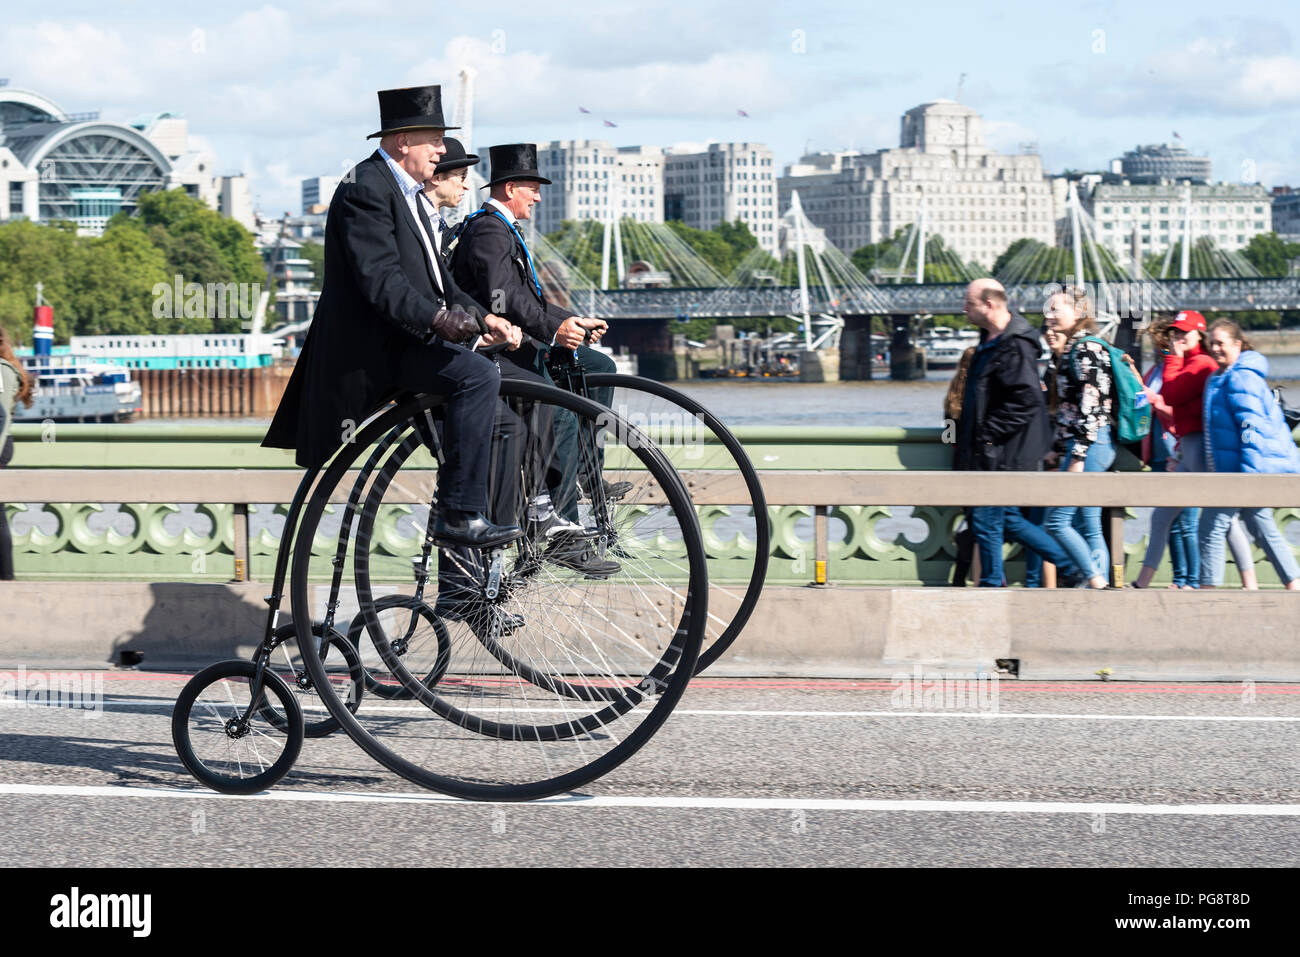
[{"xmin": 778, "ymin": 100, "xmax": 1055, "ymax": 269}]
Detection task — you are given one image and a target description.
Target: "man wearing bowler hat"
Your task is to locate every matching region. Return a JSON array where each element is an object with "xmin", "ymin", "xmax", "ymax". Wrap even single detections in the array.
[{"xmin": 262, "ymin": 86, "xmax": 520, "ymax": 549}]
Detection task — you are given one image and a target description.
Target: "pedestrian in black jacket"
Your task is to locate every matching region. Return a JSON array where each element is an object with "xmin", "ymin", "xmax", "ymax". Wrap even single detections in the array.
[{"xmin": 955, "ymin": 279, "xmax": 1081, "ymax": 586}]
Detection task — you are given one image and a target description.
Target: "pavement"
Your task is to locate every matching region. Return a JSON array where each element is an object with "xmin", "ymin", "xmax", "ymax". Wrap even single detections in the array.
[{"xmin": 1, "ymin": 670, "xmax": 1297, "ymax": 867}]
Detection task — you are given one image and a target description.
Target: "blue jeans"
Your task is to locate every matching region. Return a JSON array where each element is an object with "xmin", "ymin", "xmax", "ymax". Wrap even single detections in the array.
[
  {"xmin": 1044, "ymin": 426, "xmax": 1116, "ymax": 580},
  {"xmin": 971, "ymin": 504, "xmax": 1084, "ymax": 587},
  {"xmin": 1168, "ymin": 507, "xmax": 1200, "ymax": 587},
  {"xmin": 1199, "ymin": 507, "xmax": 1300, "ymax": 587}
]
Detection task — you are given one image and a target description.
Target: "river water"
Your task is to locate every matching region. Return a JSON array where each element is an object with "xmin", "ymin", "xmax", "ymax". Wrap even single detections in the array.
[{"xmin": 132, "ymin": 353, "xmax": 1300, "ymax": 431}]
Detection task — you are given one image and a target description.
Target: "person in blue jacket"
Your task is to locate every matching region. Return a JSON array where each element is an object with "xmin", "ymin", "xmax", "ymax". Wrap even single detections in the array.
[{"xmin": 1199, "ymin": 318, "xmax": 1300, "ymax": 590}]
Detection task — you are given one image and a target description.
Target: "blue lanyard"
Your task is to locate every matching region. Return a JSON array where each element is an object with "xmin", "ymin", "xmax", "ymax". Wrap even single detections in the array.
[{"xmin": 461, "ymin": 208, "xmax": 542, "ymax": 298}]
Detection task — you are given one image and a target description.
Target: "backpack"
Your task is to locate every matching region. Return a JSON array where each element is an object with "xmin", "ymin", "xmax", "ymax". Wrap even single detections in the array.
[
  {"xmin": 1272, "ymin": 386, "xmax": 1300, "ymax": 431},
  {"xmin": 1068, "ymin": 335, "xmax": 1151, "ymax": 445}
]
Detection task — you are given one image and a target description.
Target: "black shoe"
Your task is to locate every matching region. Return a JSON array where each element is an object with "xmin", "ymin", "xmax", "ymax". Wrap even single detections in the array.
[
  {"xmin": 433, "ymin": 509, "xmax": 521, "ymax": 549},
  {"xmin": 544, "ymin": 534, "xmax": 622, "ymax": 578},
  {"xmin": 579, "ymin": 479, "xmax": 634, "ymax": 503},
  {"xmin": 433, "ymin": 599, "xmax": 524, "ymax": 635}
]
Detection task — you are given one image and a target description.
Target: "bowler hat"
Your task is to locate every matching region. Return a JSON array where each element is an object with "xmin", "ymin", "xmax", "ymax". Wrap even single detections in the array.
[
  {"xmin": 435, "ymin": 137, "xmax": 480, "ymax": 174},
  {"xmin": 483, "ymin": 143, "xmax": 552, "ymax": 188},
  {"xmin": 368, "ymin": 85, "xmax": 459, "ymax": 139}
]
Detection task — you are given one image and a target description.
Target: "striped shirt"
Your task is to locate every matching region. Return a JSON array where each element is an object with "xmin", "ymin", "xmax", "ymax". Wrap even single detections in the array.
[{"xmin": 377, "ymin": 147, "xmax": 443, "ymax": 295}]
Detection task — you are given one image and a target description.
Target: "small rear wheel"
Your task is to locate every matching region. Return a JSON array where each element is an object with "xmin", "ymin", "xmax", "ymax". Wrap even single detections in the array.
[
  {"xmin": 171, "ymin": 659, "xmax": 303, "ymax": 795},
  {"xmin": 263, "ymin": 622, "xmax": 364, "ymax": 738},
  {"xmin": 346, "ymin": 595, "xmax": 451, "ymax": 700}
]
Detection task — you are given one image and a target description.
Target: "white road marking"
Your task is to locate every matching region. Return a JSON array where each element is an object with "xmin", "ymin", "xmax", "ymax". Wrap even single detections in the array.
[
  {"xmin": 0, "ymin": 783, "xmax": 1297, "ymax": 815},
  {"xmin": 19, "ymin": 698, "xmax": 1298, "ymax": 722}
]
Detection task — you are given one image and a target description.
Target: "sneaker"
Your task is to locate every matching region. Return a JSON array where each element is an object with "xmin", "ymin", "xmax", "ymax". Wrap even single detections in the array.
[{"xmin": 528, "ymin": 512, "xmax": 598, "ymax": 541}]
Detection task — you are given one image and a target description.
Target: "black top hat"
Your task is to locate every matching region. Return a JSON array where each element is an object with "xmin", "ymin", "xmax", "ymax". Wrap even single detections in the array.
[
  {"xmin": 434, "ymin": 138, "xmax": 480, "ymax": 174},
  {"xmin": 368, "ymin": 85, "xmax": 459, "ymax": 139},
  {"xmin": 483, "ymin": 143, "xmax": 552, "ymax": 188}
]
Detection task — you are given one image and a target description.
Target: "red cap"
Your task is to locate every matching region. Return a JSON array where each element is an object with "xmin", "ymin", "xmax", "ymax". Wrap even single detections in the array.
[{"xmin": 1171, "ymin": 310, "xmax": 1206, "ymax": 333}]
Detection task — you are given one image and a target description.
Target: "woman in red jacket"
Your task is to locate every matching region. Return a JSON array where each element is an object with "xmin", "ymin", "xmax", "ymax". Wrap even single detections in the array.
[{"xmin": 1132, "ymin": 310, "xmax": 1255, "ymax": 588}]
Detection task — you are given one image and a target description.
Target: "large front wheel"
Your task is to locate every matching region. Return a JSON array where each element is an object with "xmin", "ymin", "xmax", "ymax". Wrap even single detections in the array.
[{"xmin": 290, "ymin": 384, "xmax": 707, "ymax": 801}]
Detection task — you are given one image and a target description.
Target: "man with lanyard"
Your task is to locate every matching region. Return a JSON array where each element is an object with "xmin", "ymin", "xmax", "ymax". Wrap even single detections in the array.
[
  {"xmin": 449, "ymin": 143, "xmax": 620, "ymax": 576},
  {"xmin": 263, "ymin": 85, "xmax": 521, "ymax": 551}
]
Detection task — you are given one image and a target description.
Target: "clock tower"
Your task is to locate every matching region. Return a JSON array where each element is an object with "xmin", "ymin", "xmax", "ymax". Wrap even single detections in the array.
[{"xmin": 899, "ymin": 100, "xmax": 986, "ymax": 159}]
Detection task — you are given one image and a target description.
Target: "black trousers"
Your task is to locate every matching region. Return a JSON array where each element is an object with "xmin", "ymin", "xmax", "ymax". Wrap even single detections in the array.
[
  {"xmin": 388, "ymin": 338, "xmax": 500, "ymax": 513},
  {"xmin": 508, "ymin": 345, "xmax": 616, "ymax": 522},
  {"xmin": 435, "ymin": 356, "xmax": 556, "ymax": 602},
  {"xmin": 0, "ymin": 435, "xmax": 12, "ymax": 580}
]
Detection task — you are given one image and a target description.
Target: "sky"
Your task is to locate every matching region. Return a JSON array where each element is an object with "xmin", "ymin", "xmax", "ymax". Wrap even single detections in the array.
[{"xmin": 5, "ymin": 0, "xmax": 1300, "ymax": 216}]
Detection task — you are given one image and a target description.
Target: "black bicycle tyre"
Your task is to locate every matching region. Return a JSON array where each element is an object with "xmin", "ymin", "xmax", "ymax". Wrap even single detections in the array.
[
  {"xmin": 171, "ymin": 659, "xmax": 303, "ymax": 795},
  {"xmin": 354, "ymin": 427, "xmax": 624, "ymax": 705},
  {"xmin": 291, "ymin": 384, "xmax": 706, "ymax": 800},
  {"xmin": 583, "ymin": 372, "xmax": 769, "ymax": 674},
  {"xmin": 345, "ymin": 594, "xmax": 451, "ymax": 700},
  {"xmin": 352, "ymin": 383, "xmax": 702, "ymax": 731},
  {"xmin": 262, "ymin": 623, "xmax": 364, "ymax": 738}
]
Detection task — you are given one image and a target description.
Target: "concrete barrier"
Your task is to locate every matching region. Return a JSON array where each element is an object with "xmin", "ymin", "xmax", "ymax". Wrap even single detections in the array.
[{"xmin": 2, "ymin": 581, "xmax": 1295, "ymax": 681}]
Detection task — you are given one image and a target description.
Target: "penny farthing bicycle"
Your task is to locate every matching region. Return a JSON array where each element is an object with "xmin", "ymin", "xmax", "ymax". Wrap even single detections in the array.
[
  {"xmin": 172, "ymin": 376, "xmax": 713, "ymax": 801},
  {"xmin": 546, "ymin": 351, "xmax": 769, "ymax": 676}
]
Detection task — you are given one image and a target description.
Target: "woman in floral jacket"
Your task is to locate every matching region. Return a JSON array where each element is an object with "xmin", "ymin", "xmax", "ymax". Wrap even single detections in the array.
[{"xmin": 1041, "ymin": 287, "xmax": 1115, "ymax": 589}]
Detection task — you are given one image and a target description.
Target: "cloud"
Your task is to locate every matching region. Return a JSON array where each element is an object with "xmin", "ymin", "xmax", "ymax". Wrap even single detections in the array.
[
  {"xmin": 406, "ymin": 35, "xmax": 797, "ymax": 127},
  {"xmin": 983, "ymin": 120, "xmax": 1042, "ymax": 154},
  {"xmin": 1043, "ymin": 20, "xmax": 1300, "ymax": 116}
]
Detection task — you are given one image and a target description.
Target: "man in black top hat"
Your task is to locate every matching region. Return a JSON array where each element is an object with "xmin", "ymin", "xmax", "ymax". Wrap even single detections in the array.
[
  {"xmin": 449, "ymin": 144, "xmax": 623, "ymax": 542},
  {"xmin": 450, "ymin": 143, "xmax": 611, "ymax": 374},
  {"xmin": 425, "ymin": 140, "xmax": 611, "ymax": 586},
  {"xmin": 262, "ymin": 86, "xmax": 520, "ymax": 549}
]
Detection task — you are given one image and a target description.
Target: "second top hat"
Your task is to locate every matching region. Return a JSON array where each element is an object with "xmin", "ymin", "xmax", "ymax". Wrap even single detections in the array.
[
  {"xmin": 368, "ymin": 85, "xmax": 459, "ymax": 139},
  {"xmin": 484, "ymin": 143, "xmax": 552, "ymax": 188}
]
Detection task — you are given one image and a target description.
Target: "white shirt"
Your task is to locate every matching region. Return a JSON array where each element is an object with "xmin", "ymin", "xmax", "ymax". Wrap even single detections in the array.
[
  {"xmin": 486, "ymin": 197, "xmax": 516, "ymax": 224},
  {"xmin": 378, "ymin": 147, "xmax": 443, "ymax": 295}
]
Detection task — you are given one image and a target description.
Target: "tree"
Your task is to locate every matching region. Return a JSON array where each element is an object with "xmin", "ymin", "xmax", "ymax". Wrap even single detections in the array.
[
  {"xmin": 122, "ymin": 189, "xmax": 265, "ymax": 331},
  {"xmin": 542, "ymin": 220, "xmax": 604, "ymax": 286},
  {"xmin": 992, "ymin": 237, "xmax": 1038, "ymax": 276},
  {"xmin": 298, "ymin": 240, "xmax": 325, "ymax": 291},
  {"xmin": 70, "ymin": 221, "xmax": 173, "ymax": 335},
  {"xmin": 1241, "ymin": 233, "xmax": 1300, "ymax": 278},
  {"xmin": 0, "ymin": 220, "xmax": 80, "ymax": 345},
  {"xmin": 665, "ymin": 220, "xmax": 739, "ymax": 277}
]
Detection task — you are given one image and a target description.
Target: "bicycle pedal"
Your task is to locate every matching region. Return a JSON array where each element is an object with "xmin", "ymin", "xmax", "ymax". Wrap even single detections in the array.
[{"xmin": 485, "ymin": 548, "xmax": 504, "ymax": 600}]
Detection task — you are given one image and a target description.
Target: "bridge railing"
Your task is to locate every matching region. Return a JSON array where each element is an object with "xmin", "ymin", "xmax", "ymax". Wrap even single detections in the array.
[
  {"xmin": 598, "ymin": 278, "xmax": 1300, "ymax": 317},
  {"xmin": 3, "ymin": 467, "xmax": 1298, "ymax": 587}
]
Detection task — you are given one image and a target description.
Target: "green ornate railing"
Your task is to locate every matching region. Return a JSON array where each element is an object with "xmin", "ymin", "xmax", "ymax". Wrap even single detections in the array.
[{"xmin": 4, "ymin": 425, "xmax": 1298, "ymax": 587}]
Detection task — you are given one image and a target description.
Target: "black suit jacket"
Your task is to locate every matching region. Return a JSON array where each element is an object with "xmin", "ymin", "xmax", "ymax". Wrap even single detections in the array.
[
  {"xmin": 262, "ymin": 151, "xmax": 486, "ymax": 468},
  {"xmin": 450, "ymin": 203, "xmax": 575, "ymax": 350}
]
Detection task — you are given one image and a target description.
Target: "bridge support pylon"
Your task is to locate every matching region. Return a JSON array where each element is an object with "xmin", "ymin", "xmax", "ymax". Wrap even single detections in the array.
[
  {"xmin": 889, "ymin": 315, "xmax": 927, "ymax": 381},
  {"xmin": 837, "ymin": 315, "xmax": 875, "ymax": 381}
]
